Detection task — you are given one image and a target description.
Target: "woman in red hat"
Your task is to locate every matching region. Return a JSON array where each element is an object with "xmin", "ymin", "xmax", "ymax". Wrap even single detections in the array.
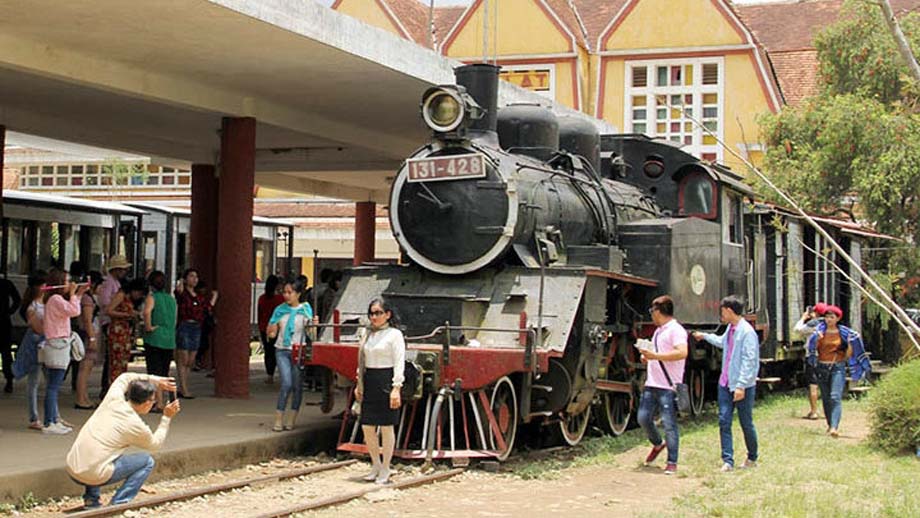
[{"xmin": 805, "ymin": 304, "xmax": 871, "ymax": 437}]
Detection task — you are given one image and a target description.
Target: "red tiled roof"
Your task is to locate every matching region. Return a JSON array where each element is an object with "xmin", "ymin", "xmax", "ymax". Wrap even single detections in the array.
[
  {"xmin": 542, "ymin": 0, "xmax": 590, "ymax": 50},
  {"xmin": 381, "ymin": 0, "xmax": 432, "ymax": 47},
  {"xmin": 433, "ymin": 6, "xmax": 465, "ymax": 47},
  {"xmin": 736, "ymin": 0, "xmax": 920, "ymax": 105},
  {"xmin": 570, "ymin": 0, "xmax": 630, "ymax": 51},
  {"xmin": 735, "ymin": 0, "xmax": 844, "ymax": 53},
  {"xmin": 254, "ymin": 202, "xmax": 389, "ymax": 218},
  {"xmin": 768, "ymin": 49, "xmax": 820, "ymax": 106},
  {"xmin": 737, "ymin": 0, "xmax": 920, "ymax": 52}
]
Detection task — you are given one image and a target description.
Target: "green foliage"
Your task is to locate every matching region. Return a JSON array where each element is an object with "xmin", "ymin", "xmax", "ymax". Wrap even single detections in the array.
[
  {"xmin": 869, "ymin": 359, "xmax": 920, "ymax": 454},
  {"xmin": 101, "ymin": 158, "xmax": 148, "ymax": 187},
  {"xmin": 815, "ymin": 0, "xmax": 920, "ymax": 104},
  {"xmin": 866, "ymin": 271, "xmax": 896, "ymax": 331},
  {"xmin": 756, "ymin": 0, "xmax": 920, "ymax": 304}
]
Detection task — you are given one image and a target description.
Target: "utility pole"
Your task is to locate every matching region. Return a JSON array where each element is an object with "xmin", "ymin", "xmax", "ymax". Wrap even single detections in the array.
[{"xmin": 428, "ymin": 0, "xmax": 435, "ymax": 50}]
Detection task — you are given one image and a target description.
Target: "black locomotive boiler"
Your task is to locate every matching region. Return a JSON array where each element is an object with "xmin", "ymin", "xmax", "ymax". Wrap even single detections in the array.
[{"xmin": 299, "ymin": 64, "xmax": 874, "ymax": 461}]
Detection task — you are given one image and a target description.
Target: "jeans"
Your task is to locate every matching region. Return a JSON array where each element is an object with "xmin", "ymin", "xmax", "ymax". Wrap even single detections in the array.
[
  {"xmin": 83, "ymin": 453, "xmax": 155, "ymax": 506},
  {"xmin": 717, "ymin": 384, "xmax": 758, "ymax": 467},
  {"xmin": 637, "ymin": 387, "xmax": 680, "ymax": 464},
  {"xmin": 27, "ymin": 364, "xmax": 42, "ymax": 423},
  {"xmin": 261, "ymin": 332, "xmax": 276, "ymax": 377},
  {"xmin": 43, "ymin": 367, "xmax": 66, "ymax": 426},
  {"xmin": 275, "ymin": 349, "xmax": 303, "ymax": 412},
  {"xmin": 817, "ymin": 361, "xmax": 847, "ymax": 430}
]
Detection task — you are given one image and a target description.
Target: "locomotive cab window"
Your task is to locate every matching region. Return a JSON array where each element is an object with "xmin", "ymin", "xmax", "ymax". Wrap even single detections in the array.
[
  {"xmin": 724, "ymin": 192, "xmax": 743, "ymax": 245},
  {"xmin": 678, "ymin": 171, "xmax": 716, "ymax": 218}
]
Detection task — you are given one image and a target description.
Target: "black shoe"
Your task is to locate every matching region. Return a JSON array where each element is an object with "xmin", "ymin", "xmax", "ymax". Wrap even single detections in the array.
[
  {"xmin": 178, "ymin": 392, "xmax": 196, "ymax": 400},
  {"xmin": 3, "ymin": 379, "xmax": 12, "ymax": 393},
  {"xmin": 74, "ymin": 403, "xmax": 98, "ymax": 410}
]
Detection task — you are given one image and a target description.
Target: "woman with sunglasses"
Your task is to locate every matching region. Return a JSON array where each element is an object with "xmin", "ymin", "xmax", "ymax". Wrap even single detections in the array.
[{"xmin": 355, "ymin": 298, "xmax": 405, "ymax": 485}]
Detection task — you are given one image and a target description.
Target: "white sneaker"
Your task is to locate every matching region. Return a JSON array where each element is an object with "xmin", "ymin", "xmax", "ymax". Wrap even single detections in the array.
[
  {"xmin": 720, "ymin": 462, "xmax": 733, "ymax": 473},
  {"xmin": 362, "ymin": 465, "xmax": 380, "ymax": 482},
  {"xmin": 55, "ymin": 421, "xmax": 74, "ymax": 433},
  {"xmin": 374, "ymin": 467, "xmax": 391, "ymax": 485},
  {"xmin": 42, "ymin": 422, "xmax": 72, "ymax": 435}
]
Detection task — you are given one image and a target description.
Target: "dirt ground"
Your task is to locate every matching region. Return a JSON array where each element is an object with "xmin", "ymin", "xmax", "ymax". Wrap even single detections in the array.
[
  {"xmin": 20, "ymin": 404, "xmax": 877, "ymax": 518},
  {"xmin": 20, "ymin": 442, "xmax": 696, "ymax": 518}
]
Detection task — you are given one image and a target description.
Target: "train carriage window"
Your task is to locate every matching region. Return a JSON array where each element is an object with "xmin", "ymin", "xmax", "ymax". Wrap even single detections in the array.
[
  {"xmin": 5, "ymin": 220, "xmax": 24, "ymax": 274},
  {"xmin": 678, "ymin": 171, "xmax": 716, "ymax": 218},
  {"xmin": 728, "ymin": 195, "xmax": 743, "ymax": 244}
]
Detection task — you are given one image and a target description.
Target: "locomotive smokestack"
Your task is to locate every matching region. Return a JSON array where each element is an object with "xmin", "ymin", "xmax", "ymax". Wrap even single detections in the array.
[{"xmin": 455, "ymin": 64, "xmax": 499, "ymax": 134}]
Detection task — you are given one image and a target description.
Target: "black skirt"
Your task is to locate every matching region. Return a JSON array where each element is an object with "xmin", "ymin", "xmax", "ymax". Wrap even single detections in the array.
[{"xmin": 361, "ymin": 368, "xmax": 399, "ymax": 426}]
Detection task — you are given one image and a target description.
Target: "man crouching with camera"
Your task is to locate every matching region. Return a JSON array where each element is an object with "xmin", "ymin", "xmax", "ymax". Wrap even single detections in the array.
[{"xmin": 66, "ymin": 373, "xmax": 180, "ymax": 508}]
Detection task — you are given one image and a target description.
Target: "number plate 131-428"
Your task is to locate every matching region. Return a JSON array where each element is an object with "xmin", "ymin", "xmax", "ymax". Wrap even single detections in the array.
[{"xmin": 406, "ymin": 154, "xmax": 486, "ymax": 183}]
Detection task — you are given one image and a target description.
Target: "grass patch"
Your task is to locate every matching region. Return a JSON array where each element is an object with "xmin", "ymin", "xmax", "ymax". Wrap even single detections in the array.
[
  {"xmin": 508, "ymin": 394, "xmax": 920, "ymax": 517},
  {"xmin": 663, "ymin": 395, "xmax": 920, "ymax": 517},
  {"xmin": 869, "ymin": 359, "xmax": 920, "ymax": 454}
]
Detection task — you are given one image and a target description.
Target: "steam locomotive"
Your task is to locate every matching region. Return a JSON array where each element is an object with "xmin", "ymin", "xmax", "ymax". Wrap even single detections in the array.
[{"xmin": 301, "ymin": 64, "xmax": 876, "ymax": 461}]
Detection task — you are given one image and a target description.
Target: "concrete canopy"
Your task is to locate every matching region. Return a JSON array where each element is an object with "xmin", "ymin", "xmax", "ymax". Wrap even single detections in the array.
[{"xmin": 0, "ymin": 0, "xmax": 613, "ymax": 203}]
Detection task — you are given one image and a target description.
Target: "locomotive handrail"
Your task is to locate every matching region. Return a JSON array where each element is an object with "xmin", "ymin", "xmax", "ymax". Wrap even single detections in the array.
[{"xmin": 404, "ymin": 325, "xmax": 536, "ymax": 343}]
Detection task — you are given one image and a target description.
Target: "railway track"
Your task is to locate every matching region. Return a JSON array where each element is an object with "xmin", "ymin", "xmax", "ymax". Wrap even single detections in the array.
[{"xmin": 64, "ymin": 459, "xmax": 464, "ymax": 518}]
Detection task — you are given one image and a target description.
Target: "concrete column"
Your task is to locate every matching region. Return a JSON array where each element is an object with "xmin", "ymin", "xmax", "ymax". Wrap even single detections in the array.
[
  {"xmin": 353, "ymin": 201, "xmax": 376, "ymax": 266},
  {"xmin": 214, "ymin": 117, "xmax": 256, "ymax": 399},
  {"xmin": 189, "ymin": 164, "xmax": 219, "ymax": 286},
  {"xmin": 1, "ymin": 125, "xmax": 5, "ymax": 222}
]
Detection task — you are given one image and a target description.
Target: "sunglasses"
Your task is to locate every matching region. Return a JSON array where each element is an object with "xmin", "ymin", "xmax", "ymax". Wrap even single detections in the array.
[{"xmin": 368, "ymin": 310, "xmax": 386, "ymax": 317}]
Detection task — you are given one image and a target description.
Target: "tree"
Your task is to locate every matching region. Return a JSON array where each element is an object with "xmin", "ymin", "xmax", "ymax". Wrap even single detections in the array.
[{"xmin": 756, "ymin": 0, "xmax": 920, "ymax": 304}]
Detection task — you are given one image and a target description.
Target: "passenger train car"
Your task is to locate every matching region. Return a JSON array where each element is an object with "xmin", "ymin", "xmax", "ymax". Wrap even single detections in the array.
[
  {"xmin": 1, "ymin": 190, "xmax": 294, "ymax": 340},
  {"xmin": 298, "ymin": 64, "xmax": 890, "ymax": 462}
]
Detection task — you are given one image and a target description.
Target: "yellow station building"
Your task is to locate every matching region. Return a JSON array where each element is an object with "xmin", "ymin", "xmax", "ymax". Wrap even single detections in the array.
[{"xmin": 331, "ymin": 0, "xmax": 919, "ymax": 173}]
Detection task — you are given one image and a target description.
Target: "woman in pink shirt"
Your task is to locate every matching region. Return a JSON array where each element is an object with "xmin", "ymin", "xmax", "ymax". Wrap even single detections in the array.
[{"xmin": 40, "ymin": 269, "xmax": 89, "ymax": 435}]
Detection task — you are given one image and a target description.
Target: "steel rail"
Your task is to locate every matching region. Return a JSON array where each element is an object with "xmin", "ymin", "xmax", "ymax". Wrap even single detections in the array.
[
  {"xmin": 252, "ymin": 468, "xmax": 465, "ymax": 518},
  {"xmin": 65, "ymin": 459, "xmax": 358, "ymax": 518}
]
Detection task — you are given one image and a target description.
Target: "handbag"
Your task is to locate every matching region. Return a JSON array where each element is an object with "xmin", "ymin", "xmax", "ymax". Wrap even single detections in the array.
[{"xmin": 654, "ymin": 334, "xmax": 691, "ymax": 415}]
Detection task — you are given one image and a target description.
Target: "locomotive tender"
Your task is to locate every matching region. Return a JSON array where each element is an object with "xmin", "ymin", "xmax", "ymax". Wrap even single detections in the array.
[{"xmin": 301, "ymin": 64, "xmax": 870, "ymax": 461}]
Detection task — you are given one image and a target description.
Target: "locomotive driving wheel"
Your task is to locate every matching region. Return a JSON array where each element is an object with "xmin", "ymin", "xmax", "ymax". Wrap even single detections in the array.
[
  {"xmin": 598, "ymin": 392, "xmax": 632, "ymax": 436},
  {"xmin": 558, "ymin": 405, "xmax": 591, "ymax": 446},
  {"xmin": 488, "ymin": 376, "xmax": 518, "ymax": 461}
]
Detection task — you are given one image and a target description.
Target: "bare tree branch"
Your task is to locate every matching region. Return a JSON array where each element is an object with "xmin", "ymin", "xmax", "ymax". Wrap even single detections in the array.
[{"xmin": 877, "ymin": 0, "xmax": 920, "ymax": 84}]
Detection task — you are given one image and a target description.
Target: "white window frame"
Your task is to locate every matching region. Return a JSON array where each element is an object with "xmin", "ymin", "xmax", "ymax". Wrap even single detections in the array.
[
  {"xmin": 499, "ymin": 63, "xmax": 556, "ymax": 102},
  {"xmin": 624, "ymin": 57, "xmax": 725, "ymax": 161}
]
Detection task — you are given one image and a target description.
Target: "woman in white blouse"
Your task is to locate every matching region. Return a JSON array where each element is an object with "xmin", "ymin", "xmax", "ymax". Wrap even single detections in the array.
[{"xmin": 355, "ymin": 298, "xmax": 405, "ymax": 485}]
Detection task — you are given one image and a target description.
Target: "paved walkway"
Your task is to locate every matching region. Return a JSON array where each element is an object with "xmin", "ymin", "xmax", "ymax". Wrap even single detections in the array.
[{"xmin": 0, "ymin": 357, "xmax": 341, "ymax": 504}]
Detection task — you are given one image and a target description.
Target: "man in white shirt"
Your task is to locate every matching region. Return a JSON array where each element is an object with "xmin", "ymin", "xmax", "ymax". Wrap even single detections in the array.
[{"xmin": 66, "ymin": 372, "xmax": 180, "ymax": 508}]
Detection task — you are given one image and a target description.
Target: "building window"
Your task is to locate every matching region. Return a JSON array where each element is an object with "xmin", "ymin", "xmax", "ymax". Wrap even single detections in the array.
[
  {"xmin": 626, "ymin": 58, "xmax": 724, "ymax": 161},
  {"xmin": 14, "ymin": 162, "xmax": 191, "ymax": 191}
]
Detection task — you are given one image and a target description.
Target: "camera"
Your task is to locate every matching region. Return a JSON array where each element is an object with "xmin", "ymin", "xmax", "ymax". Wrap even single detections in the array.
[{"xmin": 164, "ymin": 391, "xmax": 177, "ymax": 404}]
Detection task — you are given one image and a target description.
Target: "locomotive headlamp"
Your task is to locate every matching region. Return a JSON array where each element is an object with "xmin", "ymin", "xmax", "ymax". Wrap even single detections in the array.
[{"xmin": 421, "ymin": 85, "xmax": 483, "ymax": 134}]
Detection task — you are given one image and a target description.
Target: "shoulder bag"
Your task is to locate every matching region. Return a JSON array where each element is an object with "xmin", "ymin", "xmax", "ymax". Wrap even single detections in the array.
[{"xmin": 654, "ymin": 334, "xmax": 691, "ymax": 415}]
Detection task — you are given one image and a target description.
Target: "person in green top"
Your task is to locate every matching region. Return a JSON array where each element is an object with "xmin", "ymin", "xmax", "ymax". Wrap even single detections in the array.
[{"xmin": 143, "ymin": 271, "xmax": 177, "ymax": 413}]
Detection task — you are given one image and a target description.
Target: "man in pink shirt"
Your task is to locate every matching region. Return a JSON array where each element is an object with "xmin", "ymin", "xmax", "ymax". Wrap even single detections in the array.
[{"xmin": 637, "ymin": 295, "xmax": 688, "ymax": 475}]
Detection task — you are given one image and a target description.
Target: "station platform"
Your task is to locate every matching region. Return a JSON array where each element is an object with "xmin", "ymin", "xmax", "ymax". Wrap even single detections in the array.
[{"xmin": 0, "ymin": 358, "xmax": 341, "ymax": 505}]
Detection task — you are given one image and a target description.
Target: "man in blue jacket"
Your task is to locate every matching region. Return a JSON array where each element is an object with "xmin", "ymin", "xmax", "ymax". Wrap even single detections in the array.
[{"xmin": 693, "ymin": 295, "xmax": 759, "ymax": 472}]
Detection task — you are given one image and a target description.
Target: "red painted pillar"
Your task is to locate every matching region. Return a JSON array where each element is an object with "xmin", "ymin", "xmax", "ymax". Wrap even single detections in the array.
[
  {"xmin": 189, "ymin": 164, "xmax": 218, "ymax": 286},
  {"xmin": 1, "ymin": 125, "xmax": 6, "ymax": 222},
  {"xmin": 214, "ymin": 117, "xmax": 256, "ymax": 398},
  {"xmin": 354, "ymin": 201, "xmax": 376, "ymax": 266}
]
